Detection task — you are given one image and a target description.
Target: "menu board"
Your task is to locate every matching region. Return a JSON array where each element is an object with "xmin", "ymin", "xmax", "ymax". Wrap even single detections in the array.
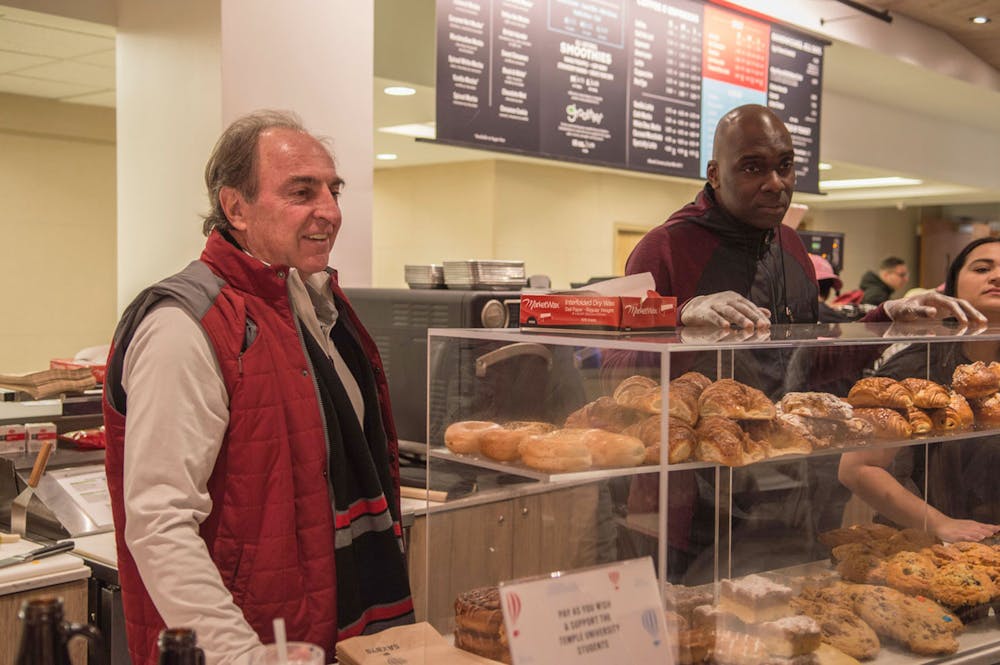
[{"xmin": 435, "ymin": 0, "xmax": 826, "ymax": 193}]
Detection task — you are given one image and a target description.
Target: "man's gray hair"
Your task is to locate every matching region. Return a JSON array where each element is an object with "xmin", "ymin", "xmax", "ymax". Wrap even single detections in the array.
[{"xmin": 202, "ymin": 110, "xmax": 310, "ymax": 236}]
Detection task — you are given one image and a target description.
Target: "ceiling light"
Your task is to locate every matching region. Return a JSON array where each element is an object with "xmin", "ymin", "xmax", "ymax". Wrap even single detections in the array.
[
  {"xmin": 376, "ymin": 153, "xmax": 398, "ymax": 161},
  {"xmin": 970, "ymin": 16, "xmax": 991, "ymax": 24},
  {"xmin": 378, "ymin": 122, "xmax": 436, "ymax": 139},
  {"xmin": 818, "ymin": 162, "xmax": 832, "ymax": 171},
  {"xmin": 819, "ymin": 176, "xmax": 923, "ymax": 190},
  {"xmin": 383, "ymin": 86, "xmax": 416, "ymax": 96}
]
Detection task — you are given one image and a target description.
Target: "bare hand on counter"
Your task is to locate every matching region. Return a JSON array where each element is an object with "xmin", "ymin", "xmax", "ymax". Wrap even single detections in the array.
[
  {"xmin": 680, "ymin": 291, "xmax": 771, "ymax": 329},
  {"xmin": 932, "ymin": 516, "xmax": 1000, "ymax": 544},
  {"xmin": 883, "ymin": 291, "xmax": 987, "ymax": 324}
]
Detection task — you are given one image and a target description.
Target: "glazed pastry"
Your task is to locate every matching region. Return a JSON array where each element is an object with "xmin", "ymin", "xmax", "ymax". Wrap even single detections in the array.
[
  {"xmin": 847, "ymin": 377, "xmax": 914, "ymax": 409},
  {"xmin": 899, "ymin": 378, "xmax": 951, "ymax": 409},
  {"xmin": 613, "ymin": 375, "xmax": 661, "ymax": 413},
  {"xmin": 904, "ymin": 406, "xmax": 933, "ymax": 435},
  {"xmin": 851, "ymin": 407, "xmax": 913, "ymax": 439},
  {"xmin": 563, "ymin": 396, "xmax": 642, "ymax": 432},
  {"xmin": 580, "ymin": 429, "xmax": 646, "ymax": 468},
  {"xmin": 694, "ymin": 416, "xmax": 747, "ymax": 466},
  {"xmin": 699, "ymin": 378, "xmax": 776, "ymax": 420},
  {"xmin": 779, "ymin": 392, "xmax": 853, "ymax": 421},
  {"xmin": 972, "ymin": 392, "xmax": 1000, "ymax": 427},
  {"xmin": 952, "ymin": 361, "xmax": 1000, "ymax": 399},
  {"xmin": 930, "ymin": 391, "xmax": 974, "ymax": 431},
  {"xmin": 743, "ymin": 419, "xmax": 813, "ymax": 458},
  {"xmin": 479, "ymin": 421, "xmax": 555, "ymax": 462}
]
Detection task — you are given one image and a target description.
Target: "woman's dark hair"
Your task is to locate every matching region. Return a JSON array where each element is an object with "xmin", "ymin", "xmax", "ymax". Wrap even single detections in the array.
[{"xmin": 944, "ymin": 237, "xmax": 1000, "ymax": 297}]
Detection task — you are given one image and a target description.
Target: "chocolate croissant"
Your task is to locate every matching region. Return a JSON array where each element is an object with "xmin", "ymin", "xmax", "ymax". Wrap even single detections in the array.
[
  {"xmin": 899, "ymin": 378, "xmax": 950, "ymax": 409},
  {"xmin": 930, "ymin": 391, "xmax": 974, "ymax": 431},
  {"xmin": 698, "ymin": 379, "xmax": 775, "ymax": 420},
  {"xmin": 847, "ymin": 377, "xmax": 914, "ymax": 409},
  {"xmin": 905, "ymin": 406, "xmax": 933, "ymax": 435}
]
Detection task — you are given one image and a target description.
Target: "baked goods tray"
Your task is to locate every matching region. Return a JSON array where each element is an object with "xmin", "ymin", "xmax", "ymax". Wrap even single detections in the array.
[
  {"xmin": 427, "ymin": 447, "xmax": 663, "ymax": 482},
  {"xmin": 758, "ymin": 561, "xmax": 1000, "ymax": 665},
  {"xmin": 428, "ymin": 426, "xmax": 1000, "ymax": 482}
]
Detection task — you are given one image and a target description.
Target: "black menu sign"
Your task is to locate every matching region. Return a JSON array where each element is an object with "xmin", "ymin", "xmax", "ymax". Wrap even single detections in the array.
[{"xmin": 435, "ymin": 0, "xmax": 826, "ymax": 192}]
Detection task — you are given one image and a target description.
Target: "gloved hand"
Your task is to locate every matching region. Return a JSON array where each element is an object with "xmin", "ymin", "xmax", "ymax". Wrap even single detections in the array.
[
  {"xmin": 882, "ymin": 291, "xmax": 987, "ymax": 324},
  {"xmin": 680, "ymin": 291, "xmax": 771, "ymax": 328}
]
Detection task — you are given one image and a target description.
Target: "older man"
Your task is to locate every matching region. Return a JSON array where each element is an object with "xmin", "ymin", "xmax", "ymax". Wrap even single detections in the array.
[{"xmin": 103, "ymin": 111, "xmax": 413, "ymax": 665}]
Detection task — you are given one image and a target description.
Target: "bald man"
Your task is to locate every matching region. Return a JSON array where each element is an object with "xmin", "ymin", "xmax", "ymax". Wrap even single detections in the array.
[{"xmin": 626, "ymin": 104, "xmax": 979, "ymax": 331}]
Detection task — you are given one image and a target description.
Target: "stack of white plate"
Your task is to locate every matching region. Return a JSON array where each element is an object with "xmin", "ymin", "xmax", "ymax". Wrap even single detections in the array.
[
  {"xmin": 443, "ymin": 260, "xmax": 527, "ymax": 290},
  {"xmin": 404, "ymin": 264, "xmax": 445, "ymax": 289}
]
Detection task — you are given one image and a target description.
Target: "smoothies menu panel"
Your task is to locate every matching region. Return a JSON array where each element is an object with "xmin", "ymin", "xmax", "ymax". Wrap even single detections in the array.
[{"xmin": 435, "ymin": 0, "xmax": 825, "ymax": 193}]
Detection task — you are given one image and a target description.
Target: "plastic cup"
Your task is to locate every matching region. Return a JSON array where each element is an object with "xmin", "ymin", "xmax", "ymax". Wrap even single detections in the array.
[{"xmin": 253, "ymin": 642, "xmax": 324, "ymax": 665}]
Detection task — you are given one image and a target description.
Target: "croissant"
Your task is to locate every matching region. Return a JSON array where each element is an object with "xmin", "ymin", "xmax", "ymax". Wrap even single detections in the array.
[
  {"xmin": 564, "ymin": 397, "xmax": 642, "ymax": 432},
  {"xmin": 674, "ymin": 371, "xmax": 712, "ymax": 391},
  {"xmin": 847, "ymin": 377, "xmax": 914, "ymax": 409},
  {"xmin": 698, "ymin": 379, "xmax": 775, "ymax": 420},
  {"xmin": 905, "ymin": 406, "xmax": 933, "ymax": 435},
  {"xmin": 694, "ymin": 416, "xmax": 746, "ymax": 466},
  {"xmin": 972, "ymin": 392, "xmax": 1000, "ymax": 427},
  {"xmin": 898, "ymin": 378, "xmax": 951, "ymax": 409},
  {"xmin": 852, "ymin": 407, "xmax": 913, "ymax": 439},
  {"xmin": 930, "ymin": 391, "xmax": 974, "ymax": 431},
  {"xmin": 952, "ymin": 362, "xmax": 1000, "ymax": 399},
  {"xmin": 669, "ymin": 379, "xmax": 703, "ymax": 425},
  {"xmin": 779, "ymin": 391, "xmax": 853, "ymax": 421},
  {"xmin": 613, "ymin": 375, "xmax": 662, "ymax": 414},
  {"xmin": 623, "ymin": 414, "xmax": 694, "ymax": 464}
]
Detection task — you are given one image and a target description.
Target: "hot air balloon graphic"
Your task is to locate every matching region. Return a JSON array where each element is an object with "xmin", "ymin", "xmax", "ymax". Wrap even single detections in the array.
[
  {"xmin": 608, "ymin": 570, "xmax": 621, "ymax": 590},
  {"xmin": 641, "ymin": 607, "xmax": 661, "ymax": 646},
  {"xmin": 506, "ymin": 592, "xmax": 522, "ymax": 637}
]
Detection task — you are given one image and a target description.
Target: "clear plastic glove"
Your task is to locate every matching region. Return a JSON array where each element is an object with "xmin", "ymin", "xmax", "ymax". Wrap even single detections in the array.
[
  {"xmin": 680, "ymin": 291, "xmax": 771, "ymax": 329},
  {"xmin": 932, "ymin": 517, "xmax": 1000, "ymax": 543},
  {"xmin": 679, "ymin": 325, "xmax": 772, "ymax": 345},
  {"xmin": 883, "ymin": 291, "xmax": 987, "ymax": 324}
]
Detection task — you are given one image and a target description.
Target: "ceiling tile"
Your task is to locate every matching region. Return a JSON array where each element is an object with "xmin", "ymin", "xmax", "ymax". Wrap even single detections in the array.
[
  {"xmin": 62, "ymin": 90, "xmax": 115, "ymax": 107},
  {"xmin": 0, "ymin": 73, "xmax": 101, "ymax": 98},
  {"xmin": 0, "ymin": 49, "xmax": 50, "ymax": 73},
  {"xmin": 17, "ymin": 60, "xmax": 114, "ymax": 87},
  {"xmin": 76, "ymin": 49, "xmax": 114, "ymax": 69},
  {"xmin": 0, "ymin": 18, "xmax": 114, "ymax": 59}
]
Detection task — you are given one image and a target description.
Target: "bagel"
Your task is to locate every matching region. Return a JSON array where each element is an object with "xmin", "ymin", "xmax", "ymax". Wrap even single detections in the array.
[{"xmin": 444, "ymin": 420, "xmax": 500, "ymax": 454}]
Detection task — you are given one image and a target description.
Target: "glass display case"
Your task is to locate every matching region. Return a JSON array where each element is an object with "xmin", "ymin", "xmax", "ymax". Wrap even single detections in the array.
[{"xmin": 417, "ymin": 322, "xmax": 1000, "ymax": 664}]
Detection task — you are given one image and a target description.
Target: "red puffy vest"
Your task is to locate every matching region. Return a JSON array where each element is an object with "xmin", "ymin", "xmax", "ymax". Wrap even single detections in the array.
[{"xmin": 103, "ymin": 232, "xmax": 401, "ymax": 665}]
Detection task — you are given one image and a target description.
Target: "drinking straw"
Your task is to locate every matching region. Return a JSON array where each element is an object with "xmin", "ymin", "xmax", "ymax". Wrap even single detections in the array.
[{"xmin": 273, "ymin": 617, "xmax": 287, "ymax": 665}]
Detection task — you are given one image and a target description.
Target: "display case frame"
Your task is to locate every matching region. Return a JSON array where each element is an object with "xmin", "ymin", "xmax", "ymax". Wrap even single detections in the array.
[{"xmin": 421, "ymin": 322, "xmax": 1000, "ymax": 664}]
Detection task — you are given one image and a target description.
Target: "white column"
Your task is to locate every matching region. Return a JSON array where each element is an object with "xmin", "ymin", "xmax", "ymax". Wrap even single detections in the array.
[
  {"xmin": 115, "ymin": 0, "xmax": 223, "ymax": 312},
  {"xmin": 221, "ymin": 0, "xmax": 375, "ymax": 287},
  {"xmin": 115, "ymin": 0, "xmax": 375, "ymax": 313}
]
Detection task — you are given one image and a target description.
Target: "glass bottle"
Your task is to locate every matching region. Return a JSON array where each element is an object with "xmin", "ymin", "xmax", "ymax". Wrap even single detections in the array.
[
  {"xmin": 14, "ymin": 596, "xmax": 101, "ymax": 665},
  {"xmin": 158, "ymin": 628, "xmax": 206, "ymax": 665}
]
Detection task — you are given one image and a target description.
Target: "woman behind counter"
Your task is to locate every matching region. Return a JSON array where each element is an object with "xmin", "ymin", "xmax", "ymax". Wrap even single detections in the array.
[{"xmin": 839, "ymin": 237, "xmax": 1000, "ymax": 543}]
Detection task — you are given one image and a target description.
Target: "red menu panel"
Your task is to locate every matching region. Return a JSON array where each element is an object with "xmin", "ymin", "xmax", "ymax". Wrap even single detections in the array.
[{"xmin": 702, "ymin": 5, "xmax": 769, "ymax": 91}]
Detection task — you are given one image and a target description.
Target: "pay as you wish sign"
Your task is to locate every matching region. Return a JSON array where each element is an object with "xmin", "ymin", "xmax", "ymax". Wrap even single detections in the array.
[{"xmin": 498, "ymin": 557, "xmax": 668, "ymax": 664}]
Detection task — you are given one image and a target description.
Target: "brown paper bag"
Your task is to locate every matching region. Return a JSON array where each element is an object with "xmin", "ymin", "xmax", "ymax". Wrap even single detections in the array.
[{"xmin": 335, "ymin": 622, "xmax": 503, "ymax": 665}]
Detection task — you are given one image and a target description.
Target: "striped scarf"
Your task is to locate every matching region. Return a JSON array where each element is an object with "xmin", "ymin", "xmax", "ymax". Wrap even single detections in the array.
[{"xmin": 301, "ymin": 316, "xmax": 414, "ymax": 639}]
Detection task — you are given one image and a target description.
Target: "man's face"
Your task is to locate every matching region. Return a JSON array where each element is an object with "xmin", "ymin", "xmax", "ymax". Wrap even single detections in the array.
[
  {"xmin": 707, "ymin": 113, "xmax": 796, "ymax": 230},
  {"xmin": 226, "ymin": 128, "xmax": 343, "ymax": 275},
  {"xmin": 882, "ymin": 264, "xmax": 909, "ymax": 291}
]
